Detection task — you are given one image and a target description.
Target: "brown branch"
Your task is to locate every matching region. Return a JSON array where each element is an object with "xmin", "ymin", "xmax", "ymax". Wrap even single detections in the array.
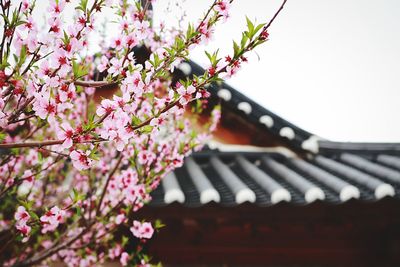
[
  {"xmin": 264, "ymin": 0, "xmax": 288, "ymax": 31},
  {"xmin": 0, "ymin": 138, "xmax": 105, "ymax": 149},
  {"xmin": 73, "ymin": 80, "xmax": 118, "ymax": 89},
  {"xmin": 95, "ymin": 154, "xmax": 123, "ymax": 215}
]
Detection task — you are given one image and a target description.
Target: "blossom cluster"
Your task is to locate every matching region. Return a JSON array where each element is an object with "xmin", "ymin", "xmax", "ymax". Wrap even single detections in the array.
[{"xmin": 0, "ymin": 0, "xmax": 278, "ymax": 265}]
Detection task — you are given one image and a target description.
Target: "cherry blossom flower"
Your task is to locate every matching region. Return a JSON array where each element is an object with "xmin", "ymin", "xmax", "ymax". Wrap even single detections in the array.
[
  {"xmin": 115, "ymin": 213, "xmax": 127, "ymax": 225},
  {"xmin": 215, "ymin": 0, "xmax": 231, "ymax": 20},
  {"xmin": 16, "ymin": 222, "xmax": 31, "ymax": 236},
  {"xmin": 51, "ymin": 49, "xmax": 71, "ymax": 77},
  {"xmin": 97, "ymin": 56, "xmax": 109, "ymax": 72},
  {"xmin": 48, "ymin": 17, "xmax": 62, "ymax": 35},
  {"xmin": 111, "ymin": 36, "xmax": 124, "ymax": 51},
  {"xmin": 70, "ymin": 150, "xmax": 93, "ymax": 171},
  {"xmin": 120, "ymin": 252, "xmax": 129, "ymax": 266},
  {"xmin": 121, "ymin": 71, "xmax": 145, "ymax": 96},
  {"xmin": 124, "ymin": 34, "xmax": 138, "ymax": 48},
  {"xmin": 58, "ymin": 83, "xmax": 76, "ymax": 102},
  {"xmin": 21, "ymin": 0, "xmax": 30, "ymax": 12},
  {"xmin": 56, "ymin": 122, "xmax": 74, "ymax": 150},
  {"xmin": 137, "ymin": 150, "xmax": 156, "ymax": 165},
  {"xmin": 48, "ymin": 0, "xmax": 65, "ymax": 15},
  {"xmin": 40, "ymin": 206, "xmax": 66, "ymax": 233},
  {"xmin": 37, "ymin": 60, "xmax": 52, "ymax": 78},
  {"xmin": 108, "ymin": 58, "xmax": 125, "ymax": 77},
  {"xmin": 32, "ymin": 92, "xmax": 57, "ymax": 121},
  {"xmin": 108, "ymin": 244, "xmax": 122, "ymax": 260},
  {"xmin": 23, "ymin": 17, "xmax": 36, "ymax": 32},
  {"xmin": 20, "ymin": 170, "xmax": 35, "ymax": 190},
  {"xmin": 177, "ymin": 84, "xmax": 196, "ymax": 105},
  {"xmin": 14, "ymin": 206, "xmax": 30, "ymax": 224},
  {"xmin": 96, "ymin": 99, "xmax": 116, "ymax": 117},
  {"xmin": 134, "ymin": 20, "xmax": 151, "ymax": 40},
  {"xmin": 130, "ymin": 220, "xmax": 154, "ymax": 239}
]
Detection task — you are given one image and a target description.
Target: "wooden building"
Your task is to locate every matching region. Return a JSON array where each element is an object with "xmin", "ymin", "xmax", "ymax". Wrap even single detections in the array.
[{"xmin": 137, "ymin": 62, "xmax": 400, "ymax": 267}]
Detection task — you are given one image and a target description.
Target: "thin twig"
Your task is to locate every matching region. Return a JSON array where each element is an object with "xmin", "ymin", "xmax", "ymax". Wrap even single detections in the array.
[{"xmin": 95, "ymin": 154, "xmax": 123, "ymax": 215}]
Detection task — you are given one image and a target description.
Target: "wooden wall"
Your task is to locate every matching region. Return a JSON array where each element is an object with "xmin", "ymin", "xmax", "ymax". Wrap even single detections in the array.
[{"xmin": 138, "ymin": 200, "xmax": 400, "ymax": 266}]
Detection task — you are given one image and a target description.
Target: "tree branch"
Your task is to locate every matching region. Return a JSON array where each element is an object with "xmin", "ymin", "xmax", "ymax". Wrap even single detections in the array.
[
  {"xmin": 0, "ymin": 139, "xmax": 105, "ymax": 149},
  {"xmin": 95, "ymin": 154, "xmax": 123, "ymax": 215},
  {"xmin": 73, "ymin": 80, "xmax": 118, "ymax": 89}
]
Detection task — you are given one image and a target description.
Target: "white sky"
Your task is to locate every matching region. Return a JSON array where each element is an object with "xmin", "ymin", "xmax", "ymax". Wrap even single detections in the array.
[
  {"xmin": 154, "ymin": 0, "xmax": 400, "ymax": 143},
  {"xmin": 31, "ymin": 0, "xmax": 400, "ymax": 143}
]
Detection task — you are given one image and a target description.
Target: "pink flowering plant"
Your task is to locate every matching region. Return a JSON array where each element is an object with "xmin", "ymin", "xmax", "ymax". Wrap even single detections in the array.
[{"xmin": 0, "ymin": 0, "xmax": 286, "ymax": 265}]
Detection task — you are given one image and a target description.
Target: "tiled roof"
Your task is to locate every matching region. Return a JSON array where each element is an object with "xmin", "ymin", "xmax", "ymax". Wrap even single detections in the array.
[
  {"xmin": 150, "ymin": 150, "xmax": 400, "ymax": 207},
  {"xmin": 162, "ymin": 61, "xmax": 400, "ymax": 208}
]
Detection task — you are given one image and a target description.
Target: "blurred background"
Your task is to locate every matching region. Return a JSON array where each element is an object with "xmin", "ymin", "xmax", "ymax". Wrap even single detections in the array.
[{"xmin": 153, "ymin": 0, "xmax": 400, "ymax": 142}]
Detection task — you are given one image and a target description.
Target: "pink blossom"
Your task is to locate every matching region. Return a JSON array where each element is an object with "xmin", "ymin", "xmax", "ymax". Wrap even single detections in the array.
[
  {"xmin": 48, "ymin": 0, "xmax": 65, "ymax": 15},
  {"xmin": 97, "ymin": 56, "xmax": 109, "ymax": 73},
  {"xmin": 111, "ymin": 36, "xmax": 124, "ymax": 51},
  {"xmin": 32, "ymin": 92, "xmax": 57, "ymax": 120},
  {"xmin": 21, "ymin": 170, "xmax": 35, "ymax": 188},
  {"xmin": 21, "ymin": 0, "xmax": 30, "ymax": 12},
  {"xmin": 51, "ymin": 49, "xmax": 71, "ymax": 77},
  {"xmin": 23, "ymin": 17, "xmax": 36, "ymax": 32},
  {"xmin": 16, "ymin": 222, "xmax": 31, "ymax": 236},
  {"xmin": 124, "ymin": 34, "xmax": 138, "ymax": 48},
  {"xmin": 56, "ymin": 122, "xmax": 74, "ymax": 150},
  {"xmin": 215, "ymin": 0, "xmax": 231, "ymax": 20},
  {"xmin": 58, "ymin": 83, "xmax": 76, "ymax": 102},
  {"xmin": 70, "ymin": 150, "xmax": 93, "ymax": 171},
  {"xmin": 130, "ymin": 220, "xmax": 154, "ymax": 239},
  {"xmin": 40, "ymin": 206, "xmax": 66, "ymax": 233},
  {"xmin": 14, "ymin": 206, "xmax": 30, "ymax": 224},
  {"xmin": 108, "ymin": 58, "xmax": 125, "ymax": 77},
  {"xmin": 120, "ymin": 252, "xmax": 129, "ymax": 266},
  {"xmin": 96, "ymin": 99, "xmax": 116, "ymax": 117},
  {"xmin": 177, "ymin": 84, "xmax": 196, "ymax": 105},
  {"xmin": 115, "ymin": 213, "xmax": 126, "ymax": 225},
  {"xmin": 26, "ymin": 33, "xmax": 38, "ymax": 53},
  {"xmin": 108, "ymin": 244, "xmax": 122, "ymax": 260},
  {"xmin": 150, "ymin": 114, "xmax": 167, "ymax": 127},
  {"xmin": 121, "ymin": 71, "xmax": 144, "ymax": 96},
  {"xmin": 134, "ymin": 20, "xmax": 151, "ymax": 40},
  {"xmin": 137, "ymin": 150, "xmax": 156, "ymax": 165},
  {"xmin": 37, "ymin": 60, "xmax": 52, "ymax": 78},
  {"xmin": 48, "ymin": 17, "xmax": 62, "ymax": 35}
]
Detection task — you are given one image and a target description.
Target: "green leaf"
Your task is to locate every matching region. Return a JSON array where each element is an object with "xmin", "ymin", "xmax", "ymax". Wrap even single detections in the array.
[
  {"xmin": 63, "ymin": 30, "xmax": 70, "ymax": 45},
  {"xmin": 140, "ymin": 125, "xmax": 153, "ymax": 134},
  {"xmin": 15, "ymin": 234, "xmax": 24, "ymax": 242},
  {"xmin": 186, "ymin": 23, "xmax": 196, "ymax": 40},
  {"xmin": 122, "ymin": 236, "xmax": 129, "ymax": 246},
  {"xmin": 233, "ymin": 41, "xmax": 240, "ymax": 58},
  {"xmin": 246, "ymin": 16, "xmax": 255, "ymax": 36},
  {"xmin": 18, "ymin": 45, "xmax": 27, "ymax": 67},
  {"xmin": 0, "ymin": 132, "xmax": 6, "ymax": 143},
  {"xmin": 254, "ymin": 23, "xmax": 266, "ymax": 34},
  {"xmin": 131, "ymin": 116, "xmax": 141, "ymax": 126},
  {"xmin": 37, "ymin": 151, "xmax": 43, "ymax": 163},
  {"xmin": 29, "ymin": 211, "xmax": 39, "ymax": 221},
  {"xmin": 154, "ymin": 219, "xmax": 165, "ymax": 229},
  {"xmin": 80, "ymin": 0, "xmax": 88, "ymax": 11},
  {"xmin": 76, "ymin": 206, "xmax": 82, "ymax": 216},
  {"xmin": 241, "ymin": 32, "xmax": 249, "ymax": 48}
]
